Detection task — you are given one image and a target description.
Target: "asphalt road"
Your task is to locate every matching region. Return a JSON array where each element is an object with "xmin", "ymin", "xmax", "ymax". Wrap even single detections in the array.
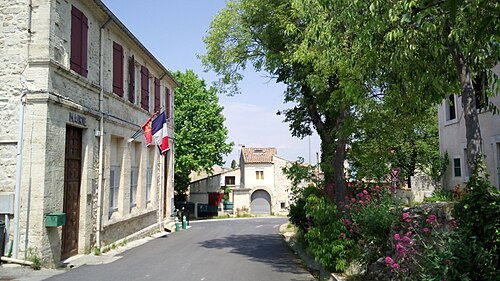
[{"xmin": 44, "ymin": 217, "xmax": 315, "ymax": 281}]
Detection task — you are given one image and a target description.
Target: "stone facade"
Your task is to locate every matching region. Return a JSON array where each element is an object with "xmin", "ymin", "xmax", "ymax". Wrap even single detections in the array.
[
  {"xmin": 437, "ymin": 64, "xmax": 500, "ymax": 190},
  {"xmin": 0, "ymin": 0, "xmax": 176, "ymax": 266},
  {"xmin": 187, "ymin": 148, "xmax": 298, "ymax": 216}
]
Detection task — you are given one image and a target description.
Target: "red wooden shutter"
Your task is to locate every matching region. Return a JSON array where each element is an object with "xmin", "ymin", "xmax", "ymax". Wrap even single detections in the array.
[
  {"xmin": 81, "ymin": 13, "xmax": 88, "ymax": 77},
  {"xmin": 128, "ymin": 55, "xmax": 135, "ymax": 103},
  {"xmin": 70, "ymin": 6, "xmax": 88, "ymax": 77},
  {"xmin": 70, "ymin": 6, "xmax": 82, "ymax": 74},
  {"xmin": 165, "ymin": 87, "xmax": 171, "ymax": 119},
  {"xmin": 112, "ymin": 42, "xmax": 124, "ymax": 96},
  {"xmin": 141, "ymin": 66, "xmax": 149, "ymax": 110},
  {"xmin": 154, "ymin": 78, "xmax": 160, "ymax": 112}
]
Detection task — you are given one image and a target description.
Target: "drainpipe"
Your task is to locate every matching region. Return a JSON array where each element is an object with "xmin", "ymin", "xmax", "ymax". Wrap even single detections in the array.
[
  {"xmin": 12, "ymin": 94, "xmax": 27, "ymax": 259},
  {"xmin": 96, "ymin": 18, "xmax": 112, "ymax": 249}
]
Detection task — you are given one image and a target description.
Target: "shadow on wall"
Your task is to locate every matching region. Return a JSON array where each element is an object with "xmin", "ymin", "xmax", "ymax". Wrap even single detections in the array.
[{"xmin": 198, "ymin": 234, "xmax": 304, "ymax": 274}]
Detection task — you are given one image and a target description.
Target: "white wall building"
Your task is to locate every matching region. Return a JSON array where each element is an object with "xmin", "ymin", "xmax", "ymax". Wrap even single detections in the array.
[
  {"xmin": 438, "ymin": 65, "xmax": 500, "ymax": 190},
  {"xmin": 0, "ymin": 0, "xmax": 177, "ymax": 265}
]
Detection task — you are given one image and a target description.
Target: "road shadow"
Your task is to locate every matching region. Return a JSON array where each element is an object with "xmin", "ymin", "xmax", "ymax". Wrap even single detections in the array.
[{"xmin": 198, "ymin": 234, "xmax": 309, "ymax": 275}]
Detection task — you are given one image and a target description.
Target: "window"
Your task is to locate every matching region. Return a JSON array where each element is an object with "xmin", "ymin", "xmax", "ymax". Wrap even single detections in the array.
[
  {"xmin": 130, "ymin": 166, "xmax": 138, "ymax": 208},
  {"xmin": 446, "ymin": 95, "xmax": 456, "ymax": 121},
  {"xmin": 112, "ymin": 42, "xmax": 124, "ymax": 96},
  {"xmin": 109, "ymin": 165, "xmax": 120, "ymax": 213},
  {"xmin": 128, "ymin": 56, "xmax": 135, "ymax": 103},
  {"xmin": 109, "ymin": 136, "xmax": 123, "ymax": 216},
  {"xmin": 154, "ymin": 78, "xmax": 161, "ymax": 112},
  {"xmin": 453, "ymin": 158, "xmax": 461, "ymax": 177},
  {"xmin": 225, "ymin": 176, "xmax": 235, "ymax": 185},
  {"xmin": 70, "ymin": 6, "xmax": 88, "ymax": 77},
  {"xmin": 280, "ymin": 202, "xmax": 286, "ymax": 209},
  {"xmin": 256, "ymin": 171, "xmax": 264, "ymax": 180},
  {"xmin": 146, "ymin": 149, "xmax": 154, "ymax": 203},
  {"xmin": 473, "ymin": 72, "xmax": 489, "ymax": 111},
  {"xmin": 141, "ymin": 66, "xmax": 149, "ymax": 110},
  {"xmin": 146, "ymin": 167, "xmax": 152, "ymax": 203},
  {"xmin": 165, "ymin": 87, "xmax": 172, "ymax": 119}
]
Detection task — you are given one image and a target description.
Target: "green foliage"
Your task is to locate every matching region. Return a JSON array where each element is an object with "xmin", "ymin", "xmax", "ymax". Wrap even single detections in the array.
[
  {"xmin": 230, "ymin": 159, "xmax": 237, "ymax": 169},
  {"xmin": 288, "ymin": 186, "xmax": 321, "ymax": 232},
  {"xmin": 27, "ymin": 247, "xmax": 42, "ymax": 270},
  {"xmin": 423, "ymin": 189, "xmax": 453, "ymax": 203},
  {"xmin": 453, "ymin": 164, "xmax": 500, "ymax": 280},
  {"xmin": 387, "ymin": 211, "xmax": 473, "ymax": 281},
  {"xmin": 172, "ymin": 70, "xmax": 234, "ymax": 195},
  {"xmin": 304, "ymin": 194, "xmax": 354, "ymax": 272}
]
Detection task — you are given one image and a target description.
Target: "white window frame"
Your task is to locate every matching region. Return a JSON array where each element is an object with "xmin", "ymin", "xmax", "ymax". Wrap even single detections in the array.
[
  {"xmin": 130, "ymin": 166, "xmax": 138, "ymax": 208},
  {"xmin": 146, "ymin": 167, "xmax": 152, "ymax": 203},
  {"xmin": 445, "ymin": 95, "xmax": 458, "ymax": 125},
  {"xmin": 109, "ymin": 165, "xmax": 120, "ymax": 214}
]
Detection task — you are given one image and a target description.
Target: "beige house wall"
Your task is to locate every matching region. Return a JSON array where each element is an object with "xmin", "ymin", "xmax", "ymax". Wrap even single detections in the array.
[{"xmin": 438, "ymin": 64, "xmax": 500, "ymax": 190}]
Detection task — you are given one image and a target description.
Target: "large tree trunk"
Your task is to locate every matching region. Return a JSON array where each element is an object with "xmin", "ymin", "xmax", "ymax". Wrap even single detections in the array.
[
  {"xmin": 333, "ymin": 134, "xmax": 348, "ymax": 202},
  {"xmin": 448, "ymin": 40, "xmax": 484, "ymax": 177}
]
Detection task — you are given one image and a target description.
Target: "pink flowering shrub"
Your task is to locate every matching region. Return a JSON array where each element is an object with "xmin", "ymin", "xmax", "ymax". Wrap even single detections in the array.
[
  {"xmin": 385, "ymin": 208, "xmax": 467, "ymax": 280},
  {"xmin": 339, "ymin": 183, "xmax": 400, "ymax": 264}
]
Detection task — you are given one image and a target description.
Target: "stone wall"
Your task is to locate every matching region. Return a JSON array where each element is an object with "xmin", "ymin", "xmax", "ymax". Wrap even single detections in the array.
[
  {"xmin": 1, "ymin": 0, "xmax": 177, "ymax": 265},
  {"xmin": 0, "ymin": 0, "xmax": 30, "ymax": 191}
]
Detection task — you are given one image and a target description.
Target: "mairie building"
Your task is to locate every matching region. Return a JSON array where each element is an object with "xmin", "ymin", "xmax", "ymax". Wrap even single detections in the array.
[{"xmin": 0, "ymin": 0, "xmax": 177, "ymax": 266}]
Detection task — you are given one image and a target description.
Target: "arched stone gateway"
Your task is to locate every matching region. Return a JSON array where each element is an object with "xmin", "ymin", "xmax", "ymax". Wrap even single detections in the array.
[{"xmin": 250, "ymin": 189, "xmax": 271, "ymax": 215}]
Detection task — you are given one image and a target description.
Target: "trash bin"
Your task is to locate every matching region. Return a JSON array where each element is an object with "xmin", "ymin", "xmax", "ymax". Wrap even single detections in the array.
[{"xmin": 0, "ymin": 220, "xmax": 5, "ymax": 257}]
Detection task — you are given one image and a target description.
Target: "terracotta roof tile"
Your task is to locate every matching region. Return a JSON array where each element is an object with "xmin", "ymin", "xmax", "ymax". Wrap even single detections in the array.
[{"xmin": 241, "ymin": 147, "xmax": 277, "ymax": 163}]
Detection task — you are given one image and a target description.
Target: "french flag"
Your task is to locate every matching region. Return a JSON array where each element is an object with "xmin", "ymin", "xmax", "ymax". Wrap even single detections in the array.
[{"xmin": 151, "ymin": 111, "xmax": 169, "ymax": 154}]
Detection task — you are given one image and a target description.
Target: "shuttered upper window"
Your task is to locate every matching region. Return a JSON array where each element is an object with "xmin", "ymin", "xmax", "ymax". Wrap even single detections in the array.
[
  {"xmin": 141, "ymin": 66, "xmax": 149, "ymax": 110},
  {"xmin": 154, "ymin": 78, "xmax": 161, "ymax": 112},
  {"xmin": 128, "ymin": 56, "xmax": 135, "ymax": 103},
  {"xmin": 112, "ymin": 42, "xmax": 124, "ymax": 96},
  {"xmin": 70, "ymin": 6, "xmax": 88, "ymax": 77}
]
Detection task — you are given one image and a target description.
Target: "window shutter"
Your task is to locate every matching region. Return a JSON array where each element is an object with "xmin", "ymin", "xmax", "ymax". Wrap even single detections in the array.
[
  {"xmin": 128, "ymin": 55, "xmax": 135, "ymax": 103},
  {"xmin": 165, "ymin": 87, "xmax": 171, "ymax": 119},
  {"xmin": 70, "ymin": 6, "xmax": 82, "ymax": 74},
  {"xmin": 81, "ymin": 13, "xmax": 88, "ymax": 77},
  {"xmin": 141, "ymin": 66, "xmax": 149, "ymax": 110},
  {"xmin": 70, "ymin": 6, "xmax": 88, "ymax": 77},
  {"xmin": 112, "ymin": 42, "xmax": 124, "ymax": 96},
  {"xmin": 154, "ymin": 78, "xmax": 160, "ymax": 112}
]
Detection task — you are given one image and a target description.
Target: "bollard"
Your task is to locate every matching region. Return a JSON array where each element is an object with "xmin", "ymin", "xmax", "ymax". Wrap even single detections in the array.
[
  {"xmin": 182, "ymin": 215, "xmax": 187, "ymax": 229},
  {"xmin": 174, "ymin": 217, "xmax": 179, "ymax": 231}
]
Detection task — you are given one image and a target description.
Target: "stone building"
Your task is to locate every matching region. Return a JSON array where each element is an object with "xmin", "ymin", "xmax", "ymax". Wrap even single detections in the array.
[
  {"xmin": 236, "ymin": 147, "xmax": 293, "ymax": 215},
  {"xmin": 0, "ymin": 0, "xmax": 177, "ymax": 265},
  {"xmin": 437, "ymin": 64, "xmax": 500, "ymax": 190},
  {"xmin": 187, "ymin": 148, "xmax": 300, "ymax": 216}
]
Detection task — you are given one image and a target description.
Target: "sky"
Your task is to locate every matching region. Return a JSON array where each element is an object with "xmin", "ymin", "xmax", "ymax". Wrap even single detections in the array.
[{"xmin": 101, "ymin": 0, "xmax": 321, "ymax": 166}]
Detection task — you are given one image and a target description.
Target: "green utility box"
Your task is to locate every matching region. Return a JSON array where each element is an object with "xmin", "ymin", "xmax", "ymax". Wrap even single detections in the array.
[{"xmin": 45, "ymin": 212, "xmax": 66, "ymax": 227}]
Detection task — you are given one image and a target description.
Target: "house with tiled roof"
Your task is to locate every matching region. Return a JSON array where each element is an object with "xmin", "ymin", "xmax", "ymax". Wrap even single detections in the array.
[
  {"xmin": 234, "ymin": 147, "xmax": 295, "ymax": 215},
  {"xmin": 187, "ymin": 147, "xmax": 302, "ymax": 216}
]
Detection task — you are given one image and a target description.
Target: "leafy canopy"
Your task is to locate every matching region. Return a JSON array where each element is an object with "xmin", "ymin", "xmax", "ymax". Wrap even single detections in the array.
[{"xmin": 173, "ymin": 70, "xmax": 233, "ymax": 195}]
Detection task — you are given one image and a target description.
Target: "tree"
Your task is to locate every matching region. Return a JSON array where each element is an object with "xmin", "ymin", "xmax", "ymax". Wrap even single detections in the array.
[
  {"xmin": 349, "ymin": 101, "xmax": 441, "ymax": 187},
  {"xmin": 230, "ymin": 159, "xmax": 237, "ymax": 169},
  {"xmin": 172, "ymin": 70, "xmax": 233, "ymax": 198},
  {"xmin": 202, "ymin": 0, "xmax": 362, "ymax": 203}
]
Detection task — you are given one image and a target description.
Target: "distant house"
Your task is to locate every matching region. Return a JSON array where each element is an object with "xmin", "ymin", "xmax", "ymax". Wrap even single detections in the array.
[
  {"xmin": 437, "ymin": 64, "xmax": 500, "ymax": 190},
  {"xmin": 188, "ymin": 147, "xmax": 305, "ymax": 216}
]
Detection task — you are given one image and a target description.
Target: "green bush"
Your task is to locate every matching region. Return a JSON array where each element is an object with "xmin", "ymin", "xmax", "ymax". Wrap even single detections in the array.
[
  {"xmin": 303, "ymin": 194, "xmax": 354, "ymax": 272},
  {"xmin": 342, "ymin": 184, "xmax": 400, "ymax": 265},
  {"xmin": 288, "ymin": 186, "xmax": 321, "ymax": 231},
  {"xmin": 453, "ymin": 166, "xmax": 500, "ymax": 280},
  {"xmin": 423, "ymin": 189, "xmax": 453, "ymax": 203}
]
